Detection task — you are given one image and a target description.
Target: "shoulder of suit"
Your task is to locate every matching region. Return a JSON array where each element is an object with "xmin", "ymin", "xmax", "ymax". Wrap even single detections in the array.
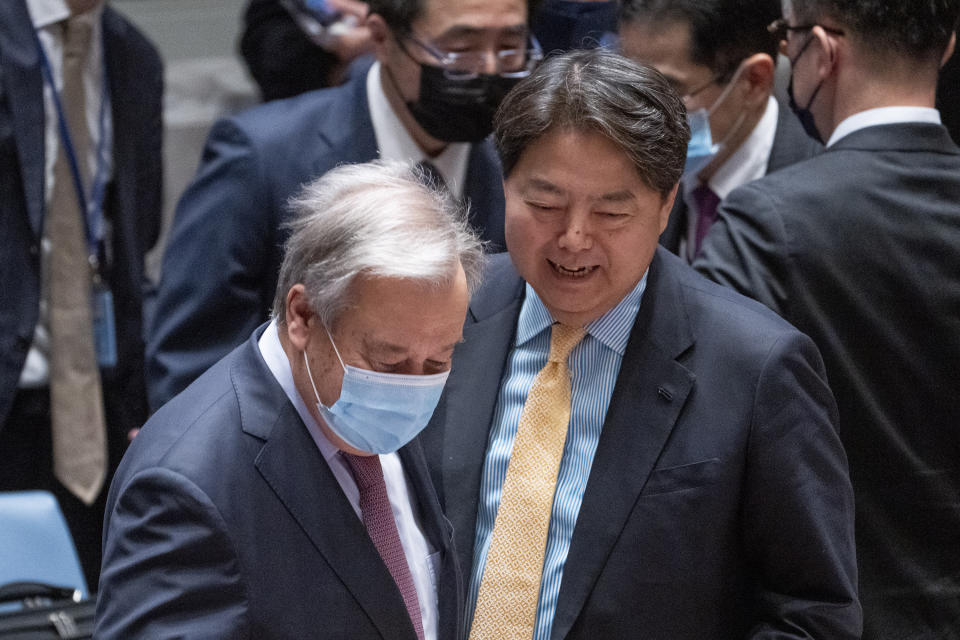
[
  {"xmin": 468, "ymin": 253, "xmax": 523, "ymax": 321},
  {"xmin": 657, "ymin": 248, "xmax": 798, "ymax": 338},
  {"xmin": 227, "ymin": 72, "xmax": 368, "ymax": 143}
]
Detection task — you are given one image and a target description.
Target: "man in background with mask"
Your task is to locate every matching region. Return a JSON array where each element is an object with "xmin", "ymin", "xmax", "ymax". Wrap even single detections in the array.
[
  {"xmin": 619, "ymin": 0, "xmax": 820, "ymax": 262},
  {"xmin": 695, "ymin": 0, "xmax": 960, "ymax": 636},
  {"xmin": 146, "ymin": 0, "xmax": 539, "ymax": 411},
  {"xmin": 97, "ymin": 161, "xmax": 482, "ymax": 639}
]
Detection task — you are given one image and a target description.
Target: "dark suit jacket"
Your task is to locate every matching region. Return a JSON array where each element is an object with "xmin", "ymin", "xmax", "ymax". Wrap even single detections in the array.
[
  {"xmin": 660, "ymin": 100, "xmax": 821, "ymax": 257},
  {"xmin": 146, "ymin": 72, "xmax": 506, "ymax": 411},
  {"xmin": 0, "ymin": 2, "xmax": 163, "ymax": 443},
  {"xmin": 421, "ymin": 250, "xmax": 861, "ymax": 639},
  {"xmin": 695, "ymin": 122, "xmax": 960, "ymax": 639},
  {"xmin": 96, "ymin": 328, "xmax": 462, "ymax": 639}
]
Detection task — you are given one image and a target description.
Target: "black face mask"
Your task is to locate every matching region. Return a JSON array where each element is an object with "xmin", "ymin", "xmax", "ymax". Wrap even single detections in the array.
[
  {"xmin": 787, "ymin": 34, "xmax": 825, "ymax": 144},
  {"xmin": 406, "ymin": 63, "xmax": 523, "ymax": 143}
]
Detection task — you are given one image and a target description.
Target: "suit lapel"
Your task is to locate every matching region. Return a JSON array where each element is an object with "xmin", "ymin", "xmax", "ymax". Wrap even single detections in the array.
[
  {"xmin": 426, "ymin": 256, "xmax": 524, "ymax": 575},
  {"xmin": 232, "ymin": 332, "xmax": 416, "ymax": 640},
  {"xmin": 550, "ymin": 251, "xmax": 696, "ymax": 639},
  {"xmin": 0, "ymin": 1, "xmax": 46, "ymax": 238},
  {"xmin": 313, "ymin": 70, "xmax": 379, "ymax": 174},
  {"xmin": 399, "ymin": 439, "xmax": 463, "ymax": 640}
]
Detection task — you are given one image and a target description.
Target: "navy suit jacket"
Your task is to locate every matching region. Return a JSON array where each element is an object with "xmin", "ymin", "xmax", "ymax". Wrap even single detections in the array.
[
  {"xmin": 659, "ymin": 100, "xmax": 820, "ymax": 257},
  {"xmin": 97, "ymin": 327, "xmax": 463, "ymax": 639},
  {"xmin": 0, "ymin": 1, "xmax": 163, "ymax": 441},
  {"xmin": 146, "ymin": 72, "xmax": 506, "ymax": 411},
  {"xmin": 421, "ymin": 250, "xmax": 861, "ymax": 639},
  {"xmin": 695, "ymin": 123, "xmax": 960, "ymax": 639}
]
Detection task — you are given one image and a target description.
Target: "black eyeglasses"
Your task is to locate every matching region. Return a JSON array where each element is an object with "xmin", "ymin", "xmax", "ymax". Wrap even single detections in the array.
[
  {"xmin": 403, "ymin": 34, "xmax": 544, "ymax": 81},
  {"xmin": 766, "ymin": 18, "xmax": 845, "ymax": 42}
]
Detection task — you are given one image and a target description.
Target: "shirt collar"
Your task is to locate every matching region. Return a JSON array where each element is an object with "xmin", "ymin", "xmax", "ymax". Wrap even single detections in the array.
[
  {"xmin": 366, "ymin": 61, "xmax": 471, "ymax": 199},
  {"xmin": 26, "ymin": 0, "xmax": 104, "ymax": 30},
  {"xmin": 515, "ymin": 272, "xmax": 648, "ymax": 356},
  {"xmin": 827, "ymin": 106, "xmax": 941, "ymax": 147},
  {"xmin": 258, "ymin": 320, "xmax": 342, "ymax": 464},
  {"xmin": 705, "ymin": 96, "xmax": 779, "ymax": 200}
]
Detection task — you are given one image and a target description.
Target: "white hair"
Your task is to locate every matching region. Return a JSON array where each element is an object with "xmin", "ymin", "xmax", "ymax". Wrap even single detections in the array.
[{"xmin": 273, "ymin": 160, "xmax": 485, "ymax": 327}]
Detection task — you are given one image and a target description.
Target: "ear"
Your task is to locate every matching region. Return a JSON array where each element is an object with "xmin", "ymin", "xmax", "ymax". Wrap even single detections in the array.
[
  {"xmin": 942, "ymin": 31, "xmax": 956, "ymax": 69},
  {"xmin": 658, "ymin": 183, "xmax": 679, "ymax": 233},
  {"xmin": 284, "ymin": 284, "xmax": 316, "ymax": 352},
  {"xmin": 366, "ymin": 13, "xmax": 394, "ymax": 64},
  {"xmin": 739, "ymin": 53, "xmax": 775, "ymax": 107},
  {"xmin": 810, "ymin": 24, "xmax": 841, "ymax": 80}
]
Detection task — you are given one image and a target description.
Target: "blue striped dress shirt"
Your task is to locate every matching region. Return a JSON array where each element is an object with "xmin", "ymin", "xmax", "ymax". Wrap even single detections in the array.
[{"xmin": 466, "ymin": 274, "xmax": 648, "ymax": 640}]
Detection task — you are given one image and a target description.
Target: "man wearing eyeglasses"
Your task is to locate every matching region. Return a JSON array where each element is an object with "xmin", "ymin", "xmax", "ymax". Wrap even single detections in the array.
[
  {"xmin": 618, "ymin": 0, "xmax": 821, "ymax": 264},
  {"xmin": 695, "ymin": 1, "xmax": 960, "ymax": 637},
  {"xmin": 146, "ymin": 0, "xmax": 540, "ymax": 412}
]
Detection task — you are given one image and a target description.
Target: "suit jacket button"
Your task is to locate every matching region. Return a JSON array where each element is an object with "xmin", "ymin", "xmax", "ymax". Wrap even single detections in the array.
[{"xmin": 29, "ymin": 243, "xmax": 39, "ymax": 256}]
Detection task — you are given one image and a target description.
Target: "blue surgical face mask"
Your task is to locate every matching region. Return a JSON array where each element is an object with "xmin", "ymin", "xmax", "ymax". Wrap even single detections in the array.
[
  {"xmin": 303, "ymin": 330, "xmax": 450, "ymax": 454},
  {"xmin": 682, "ymin": 62, "xmax": 748, "ymax": 180},
  {"xmin": 684, "ymin": 107, "xmax": 719, "ymax": 178}
]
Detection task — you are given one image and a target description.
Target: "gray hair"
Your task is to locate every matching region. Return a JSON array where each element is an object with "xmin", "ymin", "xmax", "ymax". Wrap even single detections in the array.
[
  {"xmin": 494, "ymin": 48, "xmax": 690, "ymax": 198},
  {"xmin": 272, "ymin": 160, "xmax": 485, "ymax": 327}
]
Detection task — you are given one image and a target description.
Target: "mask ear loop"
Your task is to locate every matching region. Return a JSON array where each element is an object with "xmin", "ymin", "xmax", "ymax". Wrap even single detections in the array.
[
  {"xmin": 706, "ymin": 60, "xmax": 751, "ymax": 150},
  {"xmin": 303, "ymin": 351, "xmax": 324, "ymax": 408},
  {"xmin": 303, "ymin": 326, "xmax": 347, "ymax": 409},
  {"xmin": 323, "ymin": 326, "xmax": 348, "ymax": 371}
]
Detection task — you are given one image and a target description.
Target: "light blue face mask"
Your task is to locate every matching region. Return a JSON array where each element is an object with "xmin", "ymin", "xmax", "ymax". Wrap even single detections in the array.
[
  {"xmin": 684, "ymin": 107, "xmax": 719, "ymax": 178},
  {"xmin": 303, "ymin": 331, "xmax": 450, "ymax": 454}
]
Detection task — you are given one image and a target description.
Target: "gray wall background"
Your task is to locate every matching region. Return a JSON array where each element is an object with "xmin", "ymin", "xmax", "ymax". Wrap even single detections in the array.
[{"xmin": 113, "ymin": 0, "xmax": 261, "ymax": 280}]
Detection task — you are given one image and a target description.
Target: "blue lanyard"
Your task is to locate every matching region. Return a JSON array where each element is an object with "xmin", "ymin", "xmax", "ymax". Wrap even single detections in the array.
[{"xmin": 35, "ymin": 24, "xmax": 112, "ymax": 263}]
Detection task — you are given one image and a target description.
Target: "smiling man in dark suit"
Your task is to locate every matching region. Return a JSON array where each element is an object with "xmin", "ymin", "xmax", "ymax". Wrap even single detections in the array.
[
  {"xmin": 618, "ymin": 0, "xmax": 820, "ymax": 263},
  {"xmin": 421, "ymin": 48, "xmax": 861, "ymax": 639},
  {"xmin": 97, "ymin": 161, "xmax": 482, "ymax": 639},
  {"xmin": 695, "ymin": 1, "xmax": 960, "ymax": 636},
  {"xmin": 147, "ymin": 0, "xmax": 543, "ymax": 412}
]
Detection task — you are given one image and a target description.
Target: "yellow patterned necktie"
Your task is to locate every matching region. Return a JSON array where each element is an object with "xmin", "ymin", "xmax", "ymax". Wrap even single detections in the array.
[{"xmin": 469, "ymin": 323, "xmax": 587, "ymax": 640}]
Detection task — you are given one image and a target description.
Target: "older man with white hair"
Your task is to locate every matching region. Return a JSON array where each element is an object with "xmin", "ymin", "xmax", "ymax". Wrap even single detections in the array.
[{"xmin": 96, "ymin": 161, "xmax": 483, "ymax": 640}]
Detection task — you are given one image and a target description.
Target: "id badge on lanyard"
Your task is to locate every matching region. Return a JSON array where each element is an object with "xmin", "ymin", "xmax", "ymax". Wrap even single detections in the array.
[{"xmin": 36, "ymin": 26, "xmax": 117, "ymax": 367}]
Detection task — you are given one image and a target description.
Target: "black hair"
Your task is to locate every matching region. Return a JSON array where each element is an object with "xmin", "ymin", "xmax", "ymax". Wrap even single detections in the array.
[
  {"xmin": 494, "ymin": 49, "xmax": 690, "ymax": 197},
  {"xmin": 619, "ymin": 0, "xmax": 781, "ymax": 82},
  {"xmin": 789, "ymin": 0, "xmax": 959, "ymax": 61}
]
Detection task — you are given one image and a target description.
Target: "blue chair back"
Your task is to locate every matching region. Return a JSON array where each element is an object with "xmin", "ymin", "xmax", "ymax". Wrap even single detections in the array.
[{"xmin": 0, "ymin": 491, "xmax": 89, "ymax": 599}]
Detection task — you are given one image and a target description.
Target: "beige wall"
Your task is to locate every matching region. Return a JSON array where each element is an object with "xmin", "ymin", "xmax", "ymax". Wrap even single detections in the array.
[{"xmin": 113, "ymin": 0, "xmax": 261, "ymax": 281}]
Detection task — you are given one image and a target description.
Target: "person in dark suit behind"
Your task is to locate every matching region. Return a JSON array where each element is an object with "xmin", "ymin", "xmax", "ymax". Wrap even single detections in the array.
[
  {"xmin": 618, "ymin": 0, "xmax": 820, "ymax": 263},
  {"xmin": 694, "ymin": 1, "xmax": 960, "ymax": 637},
  {"xmin": 421, "ymin": 48, "xmax": 861, "ymax": 639},
  {"xmin": 0, "ymin": 0, "xmax": 162, "ymax": 588},
  {"xmin": 146, "ymin": 0, "xmax": 543, "ymax": 412},
  {"xmin": 96, "ymin": 161, "xmax": 482, "ymax": 639}
]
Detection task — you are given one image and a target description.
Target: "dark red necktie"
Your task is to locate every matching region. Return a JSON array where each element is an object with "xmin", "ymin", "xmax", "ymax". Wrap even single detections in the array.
[
  {"xmin": 343, "ymin": 453, "xmax": 425, "ymax": 640},
  {"xmin": 691, "ymin": 183, "xmax": 721, "ymax": 260}
]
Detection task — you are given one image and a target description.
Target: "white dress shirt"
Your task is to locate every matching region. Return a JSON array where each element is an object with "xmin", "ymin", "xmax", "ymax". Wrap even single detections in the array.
[
  {"xmin": 680, "ymin": 96, "xmax": 778, "ymax": 261},
  {"xmin": 258, "ymin": 321, "xmax": 439, "ymax": 640},
  {"xmin": 20, "ymin": 0, "xmax": 112, "ymax": 387},
  {"xmin": 366, "ymin": 61, "xmax": 470, "ymax": 198},
  {"xmin": 827, "ymin": 106, "xmax": 942, "ymax": 147}
]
